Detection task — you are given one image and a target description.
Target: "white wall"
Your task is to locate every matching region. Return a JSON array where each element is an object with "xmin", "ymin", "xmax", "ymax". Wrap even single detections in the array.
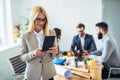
[{"xmin": 11, "ymin": 0, "xmax": 102, "ymax": 50}]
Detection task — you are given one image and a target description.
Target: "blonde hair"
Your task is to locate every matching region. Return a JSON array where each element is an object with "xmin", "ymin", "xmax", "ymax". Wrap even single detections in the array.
[{"xmin": 28, "ymin": 6, "xmax": 49, "ymax": 36}]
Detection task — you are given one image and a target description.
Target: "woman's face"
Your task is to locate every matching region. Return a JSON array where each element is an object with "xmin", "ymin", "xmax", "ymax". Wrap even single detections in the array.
[{"xmin": 34, "ymin": 13, "xmax": 46, "ymax": 32}]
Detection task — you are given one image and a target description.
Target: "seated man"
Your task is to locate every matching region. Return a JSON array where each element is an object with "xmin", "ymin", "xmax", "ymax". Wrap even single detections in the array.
[
  {"xmin": 70, "ymin": 23, "xmax": 97, "ymax": 58},
  {"xmin": 82, "ymin": 22, "xmax": 120, "ymax": 79}
]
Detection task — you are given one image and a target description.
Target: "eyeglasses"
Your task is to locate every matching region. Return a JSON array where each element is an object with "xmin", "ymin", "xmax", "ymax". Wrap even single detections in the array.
[{"xmin": 35, "ymin": 18, "xmax": 46, "ymax": 23}]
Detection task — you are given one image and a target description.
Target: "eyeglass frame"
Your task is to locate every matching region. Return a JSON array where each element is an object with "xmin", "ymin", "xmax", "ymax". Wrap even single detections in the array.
[{"xmin": 35, "ymin": 18, "xmax": 47, "ymax": 23}]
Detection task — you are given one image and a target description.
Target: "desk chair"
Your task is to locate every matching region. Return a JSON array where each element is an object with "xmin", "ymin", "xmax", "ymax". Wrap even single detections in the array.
[
  {"xmin": 8, "ymin": 54, "xmax": 26, "ymax": 79},
  {"xmin": 107, "ymin": 65, "xmax": 120, "ymax": 80}
]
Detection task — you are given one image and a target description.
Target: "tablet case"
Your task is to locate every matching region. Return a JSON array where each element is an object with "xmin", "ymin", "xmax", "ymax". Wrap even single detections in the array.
[{"xmin": 42, "ymin": 36, "xmax": 55, "ymax": 51}]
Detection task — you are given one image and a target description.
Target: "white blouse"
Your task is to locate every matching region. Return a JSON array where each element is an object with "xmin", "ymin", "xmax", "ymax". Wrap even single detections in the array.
[{"xmin": 34, "ymin": 30, "xmax": 44, "ymax": 48}]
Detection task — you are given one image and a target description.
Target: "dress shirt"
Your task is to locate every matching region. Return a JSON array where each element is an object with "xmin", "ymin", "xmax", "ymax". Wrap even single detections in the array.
[
  {"xmin": 79, "ymin": 34, "xmax": 86, "ymax": 50},
  {"xmin": 34, "ymin": 30, "xmax": 44, "ymax": 48},
  {"xmin": 90, "ymin": 33, "xmax": 120, "ymax": 74}
]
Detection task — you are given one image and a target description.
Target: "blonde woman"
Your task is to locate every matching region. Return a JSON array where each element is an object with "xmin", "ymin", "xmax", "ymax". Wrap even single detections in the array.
[{"xmin": 20, "ymin": 6, "xmax": 58, "ymax": 80}]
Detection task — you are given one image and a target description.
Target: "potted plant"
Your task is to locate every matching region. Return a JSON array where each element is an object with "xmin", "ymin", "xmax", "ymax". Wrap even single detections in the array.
[{"xmin": 83, "ymin": 57, "xmax": 88, "ymax": 69}]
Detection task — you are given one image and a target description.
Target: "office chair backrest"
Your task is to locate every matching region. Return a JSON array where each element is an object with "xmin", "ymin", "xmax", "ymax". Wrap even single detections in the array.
[{"xmin": 8, "ymin": 54, "xmax": 26, "ymax": 76}]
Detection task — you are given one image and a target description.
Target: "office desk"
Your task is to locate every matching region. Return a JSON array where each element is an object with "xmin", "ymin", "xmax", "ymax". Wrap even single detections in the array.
[{"xmin": 54, "ymin": 61, "xmax": 103, "ymax": 80}]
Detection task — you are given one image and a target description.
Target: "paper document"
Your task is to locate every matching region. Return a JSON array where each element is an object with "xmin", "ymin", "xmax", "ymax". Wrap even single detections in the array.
[{"xmin": 54, "ymin": 65, "xmax": 72, "ymax": 78}]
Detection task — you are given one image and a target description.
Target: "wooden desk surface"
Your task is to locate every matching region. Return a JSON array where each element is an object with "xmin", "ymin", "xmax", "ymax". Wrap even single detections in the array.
[{"xmin": 54, "ymin": 61, "xmax": 103, "ymax": 80}]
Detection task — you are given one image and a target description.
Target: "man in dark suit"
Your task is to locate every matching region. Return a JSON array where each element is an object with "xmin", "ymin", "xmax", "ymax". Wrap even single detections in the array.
[{"xmin": 70, "ymin": 23, "xmax": 97, "ymax": 58}]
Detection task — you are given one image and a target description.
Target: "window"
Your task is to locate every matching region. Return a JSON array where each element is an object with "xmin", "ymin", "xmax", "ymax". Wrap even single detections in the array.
[
  {"xmin": 0, "ymin": 0, "xmax": 14, "ymax": 46},
  {"xmin": 0, "ymin": 0, "xmax": 5, "ymax": 45}
]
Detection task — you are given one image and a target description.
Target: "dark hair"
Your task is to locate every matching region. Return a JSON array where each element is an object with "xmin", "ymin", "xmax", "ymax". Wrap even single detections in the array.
[
  {"xmin": 76, "ymin": 23, "xmax": 85, "ymax": 29},
  {"xmin": 53, "ymin": 28, "xmax": 61, "ymax": 39},
  {"xmin": 96, "ymin": 22, "xmax": 108, "ymax": 31}
]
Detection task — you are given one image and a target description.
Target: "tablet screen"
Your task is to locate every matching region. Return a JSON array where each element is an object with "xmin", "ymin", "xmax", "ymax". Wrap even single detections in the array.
[{"xmin": 42, "ymin": 36, "xmax": 55, "ymax": 51}]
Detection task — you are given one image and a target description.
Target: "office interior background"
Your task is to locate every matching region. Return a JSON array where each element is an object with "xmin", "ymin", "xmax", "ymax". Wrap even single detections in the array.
[{"xmin": 0, "ymin": 0, "xmax": 120, "ymax": 80}]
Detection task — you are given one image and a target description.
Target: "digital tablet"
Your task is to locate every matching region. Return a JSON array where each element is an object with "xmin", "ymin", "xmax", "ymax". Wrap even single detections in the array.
[{"xmin": 42, "ymin": 36, "xmax": 55, "ymax": 51}]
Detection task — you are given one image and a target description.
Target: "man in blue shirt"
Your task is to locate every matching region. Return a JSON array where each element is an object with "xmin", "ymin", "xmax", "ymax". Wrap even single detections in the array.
[{"xmin": 82, "ymin": 22, "xmax": 120, "ymax": 79}]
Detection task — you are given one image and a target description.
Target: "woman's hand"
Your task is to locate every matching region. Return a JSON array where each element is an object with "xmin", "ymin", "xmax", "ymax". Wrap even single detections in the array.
[
  {"xmin": 33, "ymin": 48, "xmax": 44, "ymax": 57},
  {"xmin": 48, "ymin": 47, "xmax": 58, "ymax": 54}
]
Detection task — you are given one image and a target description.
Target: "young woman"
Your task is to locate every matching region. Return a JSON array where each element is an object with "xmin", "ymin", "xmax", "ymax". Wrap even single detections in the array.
[{"xmin": 20, "ymin": 6, "xmax": 58, "ymax": 80}]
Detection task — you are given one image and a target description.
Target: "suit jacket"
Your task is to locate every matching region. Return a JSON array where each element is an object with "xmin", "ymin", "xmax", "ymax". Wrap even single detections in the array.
[
  {"xmin": 70, "ymin": 34, "xmax": 97, "ymax": 52},
  {"xmin": 20, "ymin": 30, "xmax": 57, "ymax": 80}
]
